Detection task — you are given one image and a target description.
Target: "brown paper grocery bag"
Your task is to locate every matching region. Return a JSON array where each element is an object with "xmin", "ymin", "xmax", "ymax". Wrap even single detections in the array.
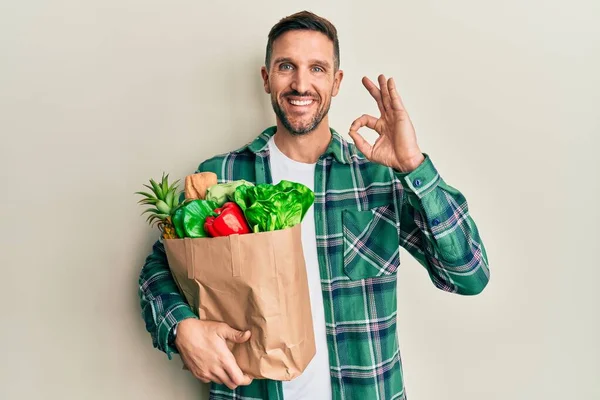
[{"xmin": 163, "ymin": 224, "xmax": 316, "ymax": 381}]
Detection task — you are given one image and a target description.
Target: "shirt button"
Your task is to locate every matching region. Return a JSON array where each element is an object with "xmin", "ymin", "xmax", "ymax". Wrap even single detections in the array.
[
  {"xmin": 413, "ymin": 179, "xmax": 422, "ymax": 187},
  {"xmin": 432, "ymin": 218, "xmax": 440, "ymax": 226}
]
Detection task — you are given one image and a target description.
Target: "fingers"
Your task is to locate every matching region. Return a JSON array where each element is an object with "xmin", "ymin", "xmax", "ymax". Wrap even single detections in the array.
[
  {"xmin": 364, "ymin": 74, "xmax": 403, "ymax": 113},
  {"xmin": 348, "ymin": 130, "xmax": 373, "ymax": 159},
  {"xmin": 230, "ymin": 330, "xmax": 251, "ymax": 344},
  {"xmin": 179, "ymin": 320, "xmax": 253, "ymax": 388},
  {"xmin": 349, "ymin": 114, "xmax": 378, "ymax": 157},
  {"xmin": 213, "ymin": 368, "xmax": 236, "ymax": 389},
  {"xmin": 215, "ymin": 324, "xmax": 253, "ymax": 389},
  {"xmin": 350, "ymin": 114, "xmax": 378, "ymax": 133},
  {"xmin": 222, "ymin": 354, "xmax": 253, "ymax": 388},
  {"xmin": 387, "ymin": 77, "xmax": 405, "ymax": 111},
  {"xmin": 217, "ymin": 351, "xmax": 254, "ymax": 390},
  {"xmin": 240, "ymin": 374, "xmax": 253, "ymax": 386},
  {"xmin": 378, "ymin": 74, "xmax": 392, "ymax": 111},
  {"xmin": 191, "ymin": 349, "xmax": 252, "ymax": 389},
  {"xmin": 198, "ymin": 370, "xmax": 222, "ymax": 385},
  {"xmin": 218, "ymin": 323, "xmax": 251, "ymax": 344},
  {"xmin": 361, "ymin": 76, "xmax": 385, "ymax": 115}
]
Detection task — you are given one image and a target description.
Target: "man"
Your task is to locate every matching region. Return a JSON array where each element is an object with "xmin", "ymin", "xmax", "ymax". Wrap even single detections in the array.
[{"xmin": 138, "ymin": 10, "xmax": 490, "ymax": 400}]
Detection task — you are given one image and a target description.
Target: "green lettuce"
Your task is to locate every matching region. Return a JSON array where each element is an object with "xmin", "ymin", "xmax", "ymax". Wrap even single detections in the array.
[{"xmin": 233, "ymin": 180, "xmax": 314, "ymax": 233}]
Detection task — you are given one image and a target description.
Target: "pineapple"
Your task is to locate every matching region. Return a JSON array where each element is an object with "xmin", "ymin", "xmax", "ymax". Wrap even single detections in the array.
[{"xmin": 136, "ymin": 173, "xmax": 183, "ymax": 239}]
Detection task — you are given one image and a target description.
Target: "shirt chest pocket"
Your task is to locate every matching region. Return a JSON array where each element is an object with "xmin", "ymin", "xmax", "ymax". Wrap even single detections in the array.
[{"xmin": 342, "ymin": 204, "xmax": 401, "ymax": 280}]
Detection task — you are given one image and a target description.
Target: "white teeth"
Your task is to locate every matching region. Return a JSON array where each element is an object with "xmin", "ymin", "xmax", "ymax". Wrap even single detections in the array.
[{"xmin": 289, "ymin": 99, "xmax": 314, "ymax": 106}]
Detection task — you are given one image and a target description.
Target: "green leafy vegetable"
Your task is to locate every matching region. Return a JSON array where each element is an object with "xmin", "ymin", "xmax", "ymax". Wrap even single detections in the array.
[
  {"xmin": 171, "ymin": 205, "xmax": 186, "ymax": 239},
  {"xmin": 205, "ymin": 180, "xmax": 255, "ymax": 207},
  {"xmin": 178, "ymin": 199, "xmax": 218, "ymax": 238},
  {"xmin": 233, "ymin": 180, "xmax": 314, "ymax": 233}
]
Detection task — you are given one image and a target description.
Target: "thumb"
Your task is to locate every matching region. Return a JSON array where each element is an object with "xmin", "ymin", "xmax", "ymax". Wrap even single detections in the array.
[
  {"xmin": 348, "ymin": 130, "xmax": 373, "ymax": 159},
  {"xmin": 220, "ymin": 325, "xmax": 251, "ymax": 343}
]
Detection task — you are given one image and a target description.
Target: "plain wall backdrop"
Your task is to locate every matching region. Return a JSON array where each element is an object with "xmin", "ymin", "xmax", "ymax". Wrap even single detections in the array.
[{"xmin": 1, "ymin": 0, "xmax": 598, "ymax": 399}]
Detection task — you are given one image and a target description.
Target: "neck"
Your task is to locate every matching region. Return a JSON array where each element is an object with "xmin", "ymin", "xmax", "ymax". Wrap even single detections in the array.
[{"xmin": 273, "ymin": 117, "xmax": 331, "ymax": 164}]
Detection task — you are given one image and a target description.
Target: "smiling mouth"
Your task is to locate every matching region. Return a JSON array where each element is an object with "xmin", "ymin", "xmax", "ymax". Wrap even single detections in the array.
[{"xmin": 286, "ymin": 98, "xmax": 316, "ymax": 111}]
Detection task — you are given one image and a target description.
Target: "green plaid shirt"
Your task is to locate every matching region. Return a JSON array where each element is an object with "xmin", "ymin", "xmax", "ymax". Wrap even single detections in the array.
[{"xmin": 138, "ymin": 126, "xmax": 490, "ymax": 400}]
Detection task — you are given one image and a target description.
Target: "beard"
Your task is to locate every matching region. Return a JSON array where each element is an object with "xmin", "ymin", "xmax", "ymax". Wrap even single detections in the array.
[{"xmin": 270, "ymin": 90, "xmax": 331, "ymax": 136}]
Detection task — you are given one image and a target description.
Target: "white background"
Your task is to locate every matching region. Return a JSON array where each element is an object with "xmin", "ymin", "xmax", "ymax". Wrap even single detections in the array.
[{"xmin": 1, "ymin": 0, "xmax": 598, "ymax": 399}]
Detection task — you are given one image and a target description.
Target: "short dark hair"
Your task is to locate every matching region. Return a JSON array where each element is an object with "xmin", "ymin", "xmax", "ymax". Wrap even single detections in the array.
[{"xmin": 265, "ymin": 10, "xmax": 340, "ymax": 71}]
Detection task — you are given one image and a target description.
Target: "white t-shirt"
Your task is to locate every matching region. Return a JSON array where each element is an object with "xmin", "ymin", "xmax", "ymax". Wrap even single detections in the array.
[{"xmin": 267, "ymin": 136, "xmax": 332, "ymax": 400}]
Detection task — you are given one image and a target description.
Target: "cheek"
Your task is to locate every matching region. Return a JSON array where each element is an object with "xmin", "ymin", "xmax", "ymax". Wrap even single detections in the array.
[
  {"xmin": 317, "ymin": 79, "xmax": 335, "ymax": 97},
  {"xmin": 319, "ymin": 87, "xmax": 333, "ymax": 101},
  {"xmin": 270, "ymin": 75, "xmax": 290, "ymax": 92}
]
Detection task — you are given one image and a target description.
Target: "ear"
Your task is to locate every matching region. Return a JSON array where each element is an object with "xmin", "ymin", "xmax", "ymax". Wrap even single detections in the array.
[
  {"xmin": 260, "ymin": 66, "xmax": 271, "ymax": 94},
  {"xmin": 331, "ymin": 69, "xmax": 344, "ymax": 97}
]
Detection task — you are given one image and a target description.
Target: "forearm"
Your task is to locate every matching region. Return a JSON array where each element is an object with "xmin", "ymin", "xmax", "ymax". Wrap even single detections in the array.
[
  {"xmin": 138, "ymin": 238, "xmax": 198, "ymax": 359},
  {"xmin": 395, "ymin": 154, "xmax": 490, "ymax": 295}
]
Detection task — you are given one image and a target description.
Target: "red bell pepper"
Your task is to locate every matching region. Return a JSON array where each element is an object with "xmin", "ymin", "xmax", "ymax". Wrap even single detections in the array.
[{"xmin": 204, "ymin": 202, "xmax": 251, "ymax": 237}]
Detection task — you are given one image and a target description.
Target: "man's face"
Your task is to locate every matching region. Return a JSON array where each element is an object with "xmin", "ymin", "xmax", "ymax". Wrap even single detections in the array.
[{"xmin": 261, "ymin": 30, "xmax": 343, "ymax": 135}]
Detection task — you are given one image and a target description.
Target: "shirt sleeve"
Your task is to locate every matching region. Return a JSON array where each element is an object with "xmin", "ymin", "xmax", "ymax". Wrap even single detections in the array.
[
  {"xmin": 138, "ymin": 237, "xmax": 198, "ymax": 359},
  {"xmin": 394, "ymin": 153, "xmax": 490, "ymax": 295}
]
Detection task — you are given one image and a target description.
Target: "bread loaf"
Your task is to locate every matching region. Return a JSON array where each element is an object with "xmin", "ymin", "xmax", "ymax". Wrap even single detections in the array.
[{"xmin": 184, "ymin": 172, "xmax": 217, "ymax": 200}]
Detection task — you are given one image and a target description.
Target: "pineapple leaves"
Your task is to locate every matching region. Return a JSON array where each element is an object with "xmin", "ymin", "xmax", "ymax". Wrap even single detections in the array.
[
  {"xmin": 172, "ymin": 194, "xmax": 180, "ymax": 208},
  {"xmin": 161, "ymin": 173, "xmax": 170, "ymax": 196},
  {"xmin": 168, "ymin": 180, "xmax": 180, "ymax": 193},
  {"xmin": 155, "ymin": 200, "xmax": 171, "ymax": 215},
  {"xmin": 165, "ymin": 190, "xmax": 175, "ymax": 209},
  {"xmin": 136, "ymin": 173, "xmax": 186, "ymax": 234},
  {"xmin": 135, "ymin": 191, "xmax": 155, "ymax": 199},
  {"xmin": 140, "ymin": 207, "xmax": 159, "ymax": 216},
  {"xmin": 137, "ymin": 198, "xmax": 158, "ymax": 206},
  {"xmin": 149, "ymin": 178, "xmax": 164, "ymax": 199}
]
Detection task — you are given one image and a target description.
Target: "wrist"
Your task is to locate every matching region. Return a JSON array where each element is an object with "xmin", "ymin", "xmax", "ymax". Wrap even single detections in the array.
[
  {"xmin": 169, "ymin": 318, "xmax": 196, "ymax": 349},
  {"xmin": 168, "ymin": 323, "xmax": 179, "ymax": 348},
  {"xmin": 393, "ymin": 153, "xmax": 425, "ymax": 173}
]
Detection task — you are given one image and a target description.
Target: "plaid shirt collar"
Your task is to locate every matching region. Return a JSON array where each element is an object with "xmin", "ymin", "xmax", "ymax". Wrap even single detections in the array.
[{"xmin": 236, "ymin": 125, "xmax": 353, "ymax": 164}]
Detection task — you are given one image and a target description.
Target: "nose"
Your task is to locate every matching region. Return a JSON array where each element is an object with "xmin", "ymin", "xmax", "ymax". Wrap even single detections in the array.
[{"xmin": 290, "ymin": 68, "xmax": 311, "ymax": 95}]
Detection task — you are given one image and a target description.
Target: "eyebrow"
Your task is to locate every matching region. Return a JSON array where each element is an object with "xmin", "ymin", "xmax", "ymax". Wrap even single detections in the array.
[{"xmin": 273, "ymin": 57, "xmax": 332, "ymax": 69}]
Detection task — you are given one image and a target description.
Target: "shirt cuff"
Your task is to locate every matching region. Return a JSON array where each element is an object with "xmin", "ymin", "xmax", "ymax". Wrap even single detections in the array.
[
  {"xmin": 159, "ymin": 305, "xmax": 199, "ymax": 359},
  {"xmin": 392, "ymin": 153, "xmax": 442, "ymax": 199}
]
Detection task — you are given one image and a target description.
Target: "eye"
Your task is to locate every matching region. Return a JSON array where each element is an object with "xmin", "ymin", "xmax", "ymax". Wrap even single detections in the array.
[
  {"xmin": 280, "ymin": 63, "xmax": 293, "ymax": 70},
  {"xmin": 312, "ymin": 66, "xmax": 324, "ymax": 73}
]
